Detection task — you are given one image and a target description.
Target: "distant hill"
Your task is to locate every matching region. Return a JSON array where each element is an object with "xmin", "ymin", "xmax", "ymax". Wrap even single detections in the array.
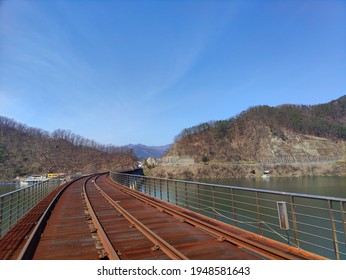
[
  {"xmin": 125, "ymin": 144, "xmax": 172, "ymax": 159},
  {"xmin": 0, "ymin": 117, "xmax": 136, "ymax": 180},
  {"xmin": 167, "ymin": 95, "xmax": 346, "ymax": 164}
]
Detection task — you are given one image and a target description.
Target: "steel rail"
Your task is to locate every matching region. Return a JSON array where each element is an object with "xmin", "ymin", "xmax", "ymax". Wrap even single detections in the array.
[
  {"xmin": 93, "ymin": 176, "xmax": 189, "ymax": 260},
  {"xmin": 106, "ymin": 175, "xmax": 327, "ymax": 260},
  {"xmin": 82, "ymin": 176, "xmax": 120, "ymax": 260}
]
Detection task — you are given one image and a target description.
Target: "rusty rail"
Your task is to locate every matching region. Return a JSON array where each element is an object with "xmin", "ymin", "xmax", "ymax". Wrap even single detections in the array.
[
  {"xmin": 3, "ymin": 172, "xmax": 331, "ymax": 260},
  {"xmin": 82, "ymin": 176, "xmax": 120, "ymax": 260},
  {"xmin": 110, "ymin": 171, "xmax": 345, "ymax": 260},
  {"xmin": 93, "ymin": 176, "xmax": 189, "ymax": 260},
  {"xmin": 106, "ymin": 175, "xmax": 326, "ymax": 260}
]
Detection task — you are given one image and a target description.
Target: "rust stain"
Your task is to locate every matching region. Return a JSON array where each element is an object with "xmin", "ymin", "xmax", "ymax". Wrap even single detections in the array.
[{"xmin": 1, "ymin": 173, "xmax": 327, "ymax": 260}]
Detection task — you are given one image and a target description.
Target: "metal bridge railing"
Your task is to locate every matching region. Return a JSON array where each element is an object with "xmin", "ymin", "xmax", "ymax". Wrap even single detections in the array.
[
  {"xmin": 110, "ymin": 171, "xmax": 346, "ymax": 260},
  {"xmin": 0, "ymin": 180, "xmax": 60, "ymax": 237}
]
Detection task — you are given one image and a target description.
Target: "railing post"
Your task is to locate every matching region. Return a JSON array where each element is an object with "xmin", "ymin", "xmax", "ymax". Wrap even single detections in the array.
[
  {"xmin": 0, "ymin": 196, "xmax": 3, "ymax": 237},
  {"xmin": 159, "ymin": 179, "xmax": 162, "ymax": 200},
  {"xmin": 38, "ymin": 182, "xmax": 41, "ymax": 201},
  {"xmin": 9, "ymin": 193, "xmax": 13, "ymax": 231},
  {"xmin": 24, "ymin": 188, "xmax": 27, "ymax": 213},
  {"xmin": 143, "ymin": 177, "xmax": 147, "ymax": 194},
  {"xmin": 23, "ymin": 188, "xmax": 27, "ymax": 215},
  {"xmin": 167, "ymin": 180, "xmax": 170, "ymax": 203},
  {"xmin": 29, "ymin": 187, "xmax": 33, "ymax": 211},
  {"xmin": 212, "ymin": 186, "xmax": 216, "ymax": 219},
  {"xmin": 185, "ymin": 182, "xmax": 188, "ymax": 208},
  {"xmin": 328, "ymin": 200, "xmax": 340, "ymax": 260},
  {"xmin": 341, "ymin": 201, "xmax": 346, "ymax": 248},
  {"xmin": 150, "ymin": 178, "xmax": 153, "ymax": 196},
  {"xmin": 197, "ymin": 184, "xmax": 201, "ymax": 214},
  {"xmin": 15, "ymin": 191, "xmax": 20, "ymax": 225},
  {"xmin": 290, "ymin": 196, "xmax": 300, "ymax": 248},
  {"xmin": 144, "ymin": 176, "xmax": 148, "ymax": 194},
  {"xmin": 231, "ymin": 188, "xmax": 237, "ymax": 226},
  {"xmin": 255, "ymin": 192, "xmax": 263, "ymax": 236},
  {"xmin": 43, "ymin": 181, "xmax": 46, "ymax": 198}
]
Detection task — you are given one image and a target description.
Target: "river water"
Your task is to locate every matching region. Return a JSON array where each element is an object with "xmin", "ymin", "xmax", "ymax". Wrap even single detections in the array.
[
  {"xmin": 5, "ymin": 174, "xmax": 340, "ymax": 198},
  {"xmin": 0, "ymin": 183, "xmax": 21, "ymax": 196},
  {"xmin": 200, "ymin": 176, "xmax": 346, "ymax": 198},
  {"xmin": 2, "ymin": 176, "xmax": 345, "ymax": 198}
]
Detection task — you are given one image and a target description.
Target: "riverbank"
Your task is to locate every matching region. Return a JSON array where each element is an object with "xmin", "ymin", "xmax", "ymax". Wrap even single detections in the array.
[{"xmin": 144, "ymin": 160, "xmax": 346, "ymax": 180}]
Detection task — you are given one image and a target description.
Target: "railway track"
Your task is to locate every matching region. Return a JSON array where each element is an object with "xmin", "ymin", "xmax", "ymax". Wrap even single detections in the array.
[
  {"xmin": 7, "ymin": 173, "xmax": 326, "ymax": 260},
  {"xmin": 0, "ymin": 178, "xmax": 84, "ymax": 260},
  {"xmin": 85, "ymin": 174, "xmax": 261, "ymax": 260},
  {"xmin": 89, "ymin": 177, "xmax": 188, "ymax": 260},
  {"xmin": 104, "ymin": 175, "xmax": 326, "ymax": 260}
]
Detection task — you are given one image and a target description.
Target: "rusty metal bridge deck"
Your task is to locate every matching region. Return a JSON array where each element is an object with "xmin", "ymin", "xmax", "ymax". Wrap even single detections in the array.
[{"xmin": 0, "ymin": 173, "xmax": 327, "ymax": 260}]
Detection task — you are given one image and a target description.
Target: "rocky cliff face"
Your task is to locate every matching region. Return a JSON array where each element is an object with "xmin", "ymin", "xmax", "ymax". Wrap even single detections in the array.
[
  {"xmin": 168, "ymin": 121, "xmax": 346, "ymax": 164},
  {"xmin": 168, "ymin": 95, "xmax": 346, "ymax": 163}
]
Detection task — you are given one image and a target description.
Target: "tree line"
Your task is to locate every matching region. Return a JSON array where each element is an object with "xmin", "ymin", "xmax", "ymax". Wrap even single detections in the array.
[
  {"xmin": 0, "ymin": 115, "xmax": 130, "ymax": 154},
  {"xmin": 173, "ymin": 95, "xmax": 346, "ymax": 143}
]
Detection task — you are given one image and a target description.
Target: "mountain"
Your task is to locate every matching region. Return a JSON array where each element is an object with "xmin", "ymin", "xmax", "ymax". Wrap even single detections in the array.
[
  {"xmin": 0, "ymin": 117, "xmax": 136, "ymax": 180},
  {"xmin": 149, "ymin": 95, "xmax": 346, "ymax": 179},
  {"xmin": 126, "ymin": 144, "xmax": 172, "ymax": 159}
]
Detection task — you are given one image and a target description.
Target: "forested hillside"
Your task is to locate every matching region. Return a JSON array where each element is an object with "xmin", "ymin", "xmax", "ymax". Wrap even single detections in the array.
[
  {"xmin": 0, "ymin": 116, "xmax": 136, "ymax": 180},
  {"xmin": 169, "ymin": 95, "xmax": 346, "ymax": 164}
]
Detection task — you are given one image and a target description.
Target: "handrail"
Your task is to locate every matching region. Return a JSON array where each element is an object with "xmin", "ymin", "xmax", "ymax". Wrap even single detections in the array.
[
  {"xmin": 0, "ymin": 180, "xmax": 49, "ymax": 199},
  {"xmin": 111, "ymin": 172, "xmax": 346, "ymax": 202},
  {"xmin": 0, "ymin": 179, "xmax": 61, "ymax": 237},
  {"xmin": 110, "ymin": 171, "xmax": 346, "ymax": 260}
]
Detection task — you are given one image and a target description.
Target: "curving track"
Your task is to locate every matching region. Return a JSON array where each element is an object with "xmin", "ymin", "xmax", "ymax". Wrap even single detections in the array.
[{"xmin": 2, "ymin": 173, "xmax": 327, "ymax": 260}]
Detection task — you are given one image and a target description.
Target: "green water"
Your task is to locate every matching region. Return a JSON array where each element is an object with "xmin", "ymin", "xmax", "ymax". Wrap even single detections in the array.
[
  {"xmin": 0, "ymin": 183, "xmax": 21, "ymax": 196},
  {"xmin": 2, "ymin": 176, "xmax": 345, "ymax": 198},
  {"xmin": 200, "ymin": 176, "xmax": 346, "ymax": 198}
]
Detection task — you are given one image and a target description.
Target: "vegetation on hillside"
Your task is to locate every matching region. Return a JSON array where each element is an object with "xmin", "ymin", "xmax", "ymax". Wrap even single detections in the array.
[
  {"xmin": 0, "ymin": 116, "xmax": 136, "ymax": 180},
  {"xmin": 169, "ymin": 95, "xmax": 346, "ymax": 164},
  {"xmin": 174, "ymin": 95, "xmax": 346, "ymax": 143}
]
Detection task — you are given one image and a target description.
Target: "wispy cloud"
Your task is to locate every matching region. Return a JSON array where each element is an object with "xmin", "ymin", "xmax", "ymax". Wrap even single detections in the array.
[{"xmin": 1, "ymin": 1, "xmax": 344, "ymax": 146}]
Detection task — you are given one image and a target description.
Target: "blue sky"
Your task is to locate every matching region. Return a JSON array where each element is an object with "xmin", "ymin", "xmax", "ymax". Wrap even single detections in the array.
[{"xmin": 1, "ymin": 0, "xmax": 345, "ymax": 146}]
